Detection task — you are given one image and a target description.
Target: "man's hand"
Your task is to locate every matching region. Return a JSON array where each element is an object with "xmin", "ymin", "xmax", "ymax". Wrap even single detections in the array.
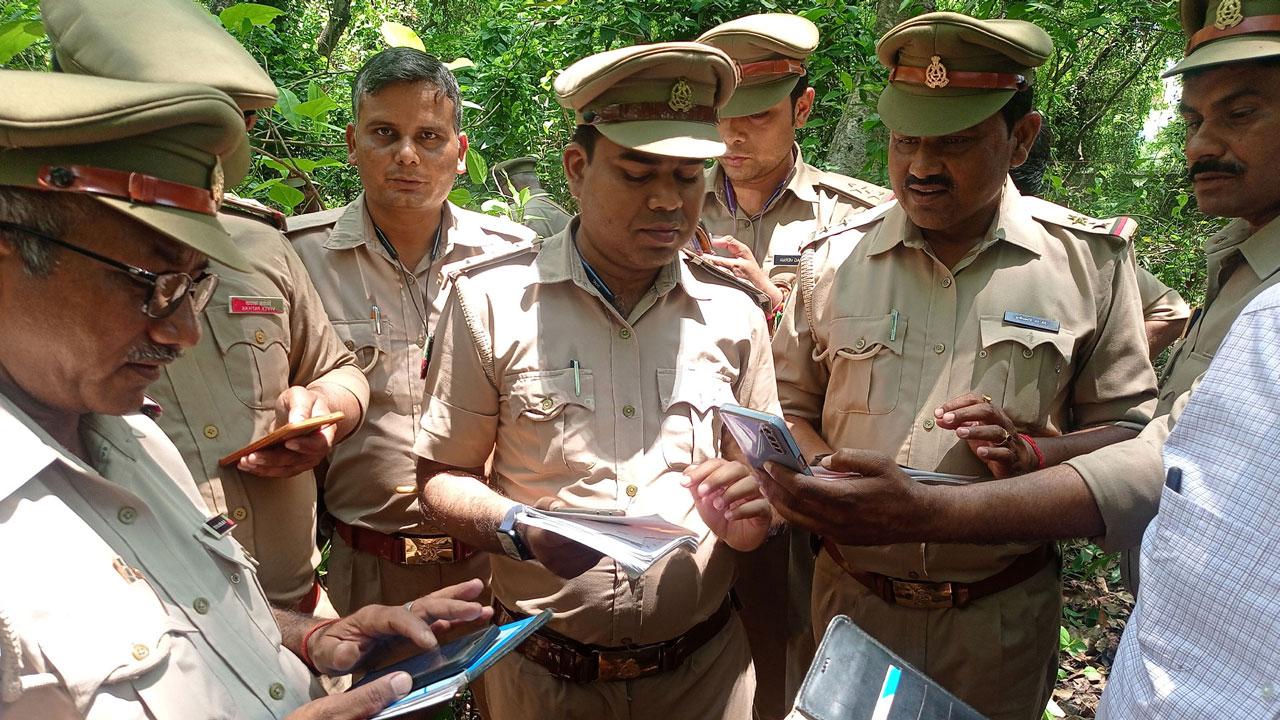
[
  {"xmin": 517, "ymin": 497, "xmax": 605, "ymax": 579},
  {"xmin": 759, "ymin": 450, "xmax": 936, "ymax": 546},
  {"xmin": 703, "ymin": 235, "xmax": 785, "ymax": 309},
  {"xmin": 238, "ymin": 386, "xmax": 337, "ymax": 477},
  {"xmin": 933, "ymin": 393, "xmax": 1038, "ymax": 478},
  {"xmin": 682, "ymin": 458, "xmax": 772, "ymax": 551},
  {"xmin": 283, "ymin": 672, "xmax": 412, "ymax": 720},
  {"xmin": 305, "ymin": 579, "xmax": 491, "ymax": 676}
]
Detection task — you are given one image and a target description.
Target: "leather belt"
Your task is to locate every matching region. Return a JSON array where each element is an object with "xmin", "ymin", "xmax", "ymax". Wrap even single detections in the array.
[
  {"xmin": 293, "ymin": 578, "xmax": 322, "ymax": 614},
  {"xmin": 333, "ymin": 520, "xmax": 476, "ymax": 565},
  {"xmin": 494, "ymin": 598, "xmax": 733, "ymax": 683},
  {"xmin": 822, "ymin": 539, "xmax": 1055, "ymax": 609}
]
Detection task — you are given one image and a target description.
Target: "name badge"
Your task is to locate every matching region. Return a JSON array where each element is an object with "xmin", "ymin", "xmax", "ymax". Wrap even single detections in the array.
[
  {"xmin": 229, "ymin": 296, "xmax": 285, "ymax": 314},
  {"xmin": 772, "ymin": 254, "xmax": 801, "ymax": 267},
  {"xmin": 203, "ymin": 513, "xmax": 237, "ymax": 539},
  {"xmin": 1003, "ymin": 311, "xmax": 1060, "ymax": 334}
]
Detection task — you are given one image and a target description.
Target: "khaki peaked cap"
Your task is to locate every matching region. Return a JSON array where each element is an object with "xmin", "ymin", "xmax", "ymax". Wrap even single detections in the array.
[
  {"xmin": 876, "ymin": 11, "xmax": 1052, "ymax": 137},
  {"xmin": 1167, "ymin": 0, "xmax": 1280, "ymax": 76},
  {"xmin": 41, "ymin": 0, "xmax": 278, "ymax": 110},
  {"xmin": 555, "ymin": 42, "xmax": 738, "ymax": 159},
  {"xmin": 698, "ymin": 13, "xmax": 818, "ymax": 117},
  {"xmin": 0, "ymin": 70, "xmax": 250, "ymax": 270}
]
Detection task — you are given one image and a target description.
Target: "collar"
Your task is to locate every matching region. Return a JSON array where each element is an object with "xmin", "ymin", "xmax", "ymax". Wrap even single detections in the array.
[
  {"xmin": 535, "ymin": 222, "xmax": 694, "ymax": 303},
  {"xmin": 864, "ymin": 178, "xmax": 1045, "ymax": 258},
  {"xmin": 709, "ymin": 144, "xmax": 807, "ymax": 212},
  {"xmin": 324, "ymin": 195, "xmax": 484, "ymax": 261},
  {"xmin": 1217, "ymin": 216, "xmax": 1280, "ymax": 281}
]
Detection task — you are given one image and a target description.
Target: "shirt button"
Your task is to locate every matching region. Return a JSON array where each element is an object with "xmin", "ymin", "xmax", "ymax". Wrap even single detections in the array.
[
  {"xmin": 118, "ymin": 506, "xmax": 137, "ymax": 524},
  {"xmin": 622, "ymin": 404, "xmax": 636, "ymax": 418},
  {"xmin": 131, "ymin": 644, "xmax": 150, "ymax": 661},
  {"xmin": 232, "ymin": 507, "xmax": 248, "ymax": 521},
  {"xmin": 230, "ymin": 572, "xmax": 241, "ymax": 584},
  {"xmin": 978, "ymin": 349, "xmax": 989, "ymax": 359},
  {"xmin": 619, "ymin": 328, "xmax": 632, "ymax": 339},
  {"xmin": 541, "ymin": 398, "xmax": 554, "ymax": 411},
  {"xmin": 203, "ymin": 424, "xmax": 219, "ymax": 439},
  {"xmin": 193, "ymin": 597, "xmax": 210, "ymax": 614},
  {"xmin": 254, "ymin": 329, "xmax": 266, "ymax": 344},
  {"xmin": 940, "ymin": 277, "xmax": 953, "ymax": 288},
  {"xmin": 854, "ymin": 338, "xmax": 867, "ymax": 350},
  {"xmin": 344, "ymin": 339, "xmax": 356, "ymax": 350},
  {"xmin": 1022, "ymin": 348, "xmax": 1035, "ymax": 359},
  {"xmin": 268, "ymin": 682, "xmax": 286, "ymax": 701},
  {"xmin": 933, "ymin": 343, "xmax": 946, "ymax": 354},
  {"xmin": 923, "ymin": 418, "xmax": 935, "ymax": 431},
  {"xmin": 625, "ymin": 485, "xmax": 638, "ymax": 497}
]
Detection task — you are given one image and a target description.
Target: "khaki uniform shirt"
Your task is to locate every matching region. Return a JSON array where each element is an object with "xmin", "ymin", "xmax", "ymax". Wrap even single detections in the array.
[
  {"xmin": 775, "ymin": 180, "xmax": 1157, "ymax": 580},
  {"xmin": 1068, "ymin": 216, "xmax": 1280, "ymax": 549},
  {"xmin": 413, "ymin": 224, "xmax": 780, "ymax": 646},
  {"xmin": 288, "ymin": 196, "xmax": 532, "ymax": 535},
  {"xmin": 146, "ymin": 212, "xmax": 368, "ymax": 605},
  {"xmin": 0, "ymin": 394, "xmax": 315, "ymax": 718},
  {"xmin": 702, "ymin": 146, "xmax": 891, "ymax": 291},
  {"xmin": 1136, "ymin": 266, "xmax": 1190, "ymax": 322}
]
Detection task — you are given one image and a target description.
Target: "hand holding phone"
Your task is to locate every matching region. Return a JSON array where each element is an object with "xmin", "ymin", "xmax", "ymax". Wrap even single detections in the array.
[
  {"xmin": 217, "ymin": 411, "xmax": 345, "ymax": 467},
  {"xmin": 717, "ymin": 404, "xmax": 811, "ymax": 475}
]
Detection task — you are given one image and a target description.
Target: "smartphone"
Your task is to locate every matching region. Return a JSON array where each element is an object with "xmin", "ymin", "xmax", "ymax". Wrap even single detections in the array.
[
  {"xmin": 717, "ymin": 404, "xmax": 811, "ymax": 475},
  {"xmin": 217, "ymin": 411, "xmax": 345, "ymax": 467},
  {"xmin": 351, "ymin": 624, "xmax": 501, "ymax": 693}
]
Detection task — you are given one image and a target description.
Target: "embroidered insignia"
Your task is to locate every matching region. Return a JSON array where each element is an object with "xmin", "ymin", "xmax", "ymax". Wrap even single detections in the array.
[
  {"xmin": 1215, "ymin": 0, "xmax": 1244, "ymax": 30},
  {"xmin": 210, "ymin": 157, "xmax": 225, "ymax": 209},
  {"xmin": 925, "ymin": 55, "xmax": 950, "ymax": 89},
  {"xmin": 1068, "ymin": 214, "xmax": 1088, "ymax": 226},
  {"xmin": 668, "ymin": 78, "xmax": 694, "ymax": 112}
]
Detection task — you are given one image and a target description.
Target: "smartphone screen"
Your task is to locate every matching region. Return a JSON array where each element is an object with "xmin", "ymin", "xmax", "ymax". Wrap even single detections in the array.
[{"xmin": 351, "ymin": 624, "xmax": 500, "ymax": 692}]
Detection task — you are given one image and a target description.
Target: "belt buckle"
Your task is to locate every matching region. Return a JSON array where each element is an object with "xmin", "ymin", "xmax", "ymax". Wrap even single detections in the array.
[
  {"xmin": 890, "ymin": 579, "xmax": 954, "ymax": 609},
  {"xmin": 597, "ymin": 648, "xmax": 661, "ymax": 681},
  {"xmin": 402, "ymin": 536, "xmax": 455, "ymax": 565}
]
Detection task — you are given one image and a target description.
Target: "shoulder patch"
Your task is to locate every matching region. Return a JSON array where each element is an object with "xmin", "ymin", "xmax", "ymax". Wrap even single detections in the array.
[
  {"xmin": 680, "ymin": 248, "xmax": 770, "ymax": 309},
  {"xmin": 221, "ymin": 194, "xmax": 287, "ymax": 230},
  {"xmin": 808, "ymin": 199, "xmax": 897, "ymax": 246},
  {"xmin": 1021, "ymin": 196, "xmax": 1138, "ymax": 243},
  {"xmin": 817, "ymin": 172, "xmax": 893, "ymax": 208},
  {"xmin": 284, "ymin": 205, "xmax": 345, "ymax": 235},
  {"xmin": 448, "ymin": 239, "xmax": 539, "ymax": 279}
]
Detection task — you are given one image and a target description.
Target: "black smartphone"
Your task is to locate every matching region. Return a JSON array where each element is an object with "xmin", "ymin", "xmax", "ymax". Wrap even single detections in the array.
[{"xmin": 350, "ymin": 624, "xmax": 501, "ymax": 692}]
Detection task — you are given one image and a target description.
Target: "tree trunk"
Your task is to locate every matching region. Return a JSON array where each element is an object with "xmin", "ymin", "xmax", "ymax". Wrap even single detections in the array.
[
  {"xmin": 823, "ymin": 0, "xmax": 935, "ymax": 176},
  {"xmin": 316, "ymin": 0, "xmax": 353, "ymax": 58}
]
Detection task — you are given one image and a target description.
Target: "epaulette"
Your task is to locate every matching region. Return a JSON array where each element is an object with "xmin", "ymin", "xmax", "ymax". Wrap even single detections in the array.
[
  {"xmin": 456, "ymin": 205, "xmax": 537, "ymax": 243},
  {"xmin": 808, "ymin": 198, "xmax": 898, "ymax": 247},
  {"xmin": 284, "ymin": 205, "xmax": 345, "ymax": 235},
  {"xmin": 680, "ymin": 248, "xmax": 771, "ymax": 310},
  {"xmin": 220, "ymin": 193, "xmax": 287, "ymax": 230},
  {"xmin": 1021, "ymin": 196, "xmax": 1138, "ymax": 244},
  {"xmin": 447, "ymin": 238, "xmax": 540, "ymax": 279},
  {"xmin": 817, "ymin": 171, "xmax": 894, "ymax": 208}
]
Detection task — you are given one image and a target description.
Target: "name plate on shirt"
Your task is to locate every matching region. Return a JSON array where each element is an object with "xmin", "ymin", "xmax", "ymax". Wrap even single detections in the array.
[
  {"xmin": 1003, "ymin": 311, "xmax": 1060, "ymax": 334},
  {"xmin": 772, "ymin": 254, "xmax": 801, "ymax": 267},
  {"xmin": 229, "ymin": 296, "xmax": 285, "ymax": 314}
]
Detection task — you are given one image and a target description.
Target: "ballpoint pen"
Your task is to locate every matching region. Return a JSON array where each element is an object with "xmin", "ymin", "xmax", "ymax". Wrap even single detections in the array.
[{"xmin": 571, "ymin": 359, "xmax": 581, "ymax": 397}]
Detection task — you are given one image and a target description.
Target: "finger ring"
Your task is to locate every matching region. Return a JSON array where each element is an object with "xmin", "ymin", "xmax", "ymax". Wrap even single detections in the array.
[
  {"xmin": 981, "ymin": 394, "xmax": 992, "ymax": 404},
  {"xmin": 997, "ymin": 429, "xmax": 1013, "ymax": 446},
  {"xmin": 403, "ymin": 600, "xmax": 415, "ymax": 614}
]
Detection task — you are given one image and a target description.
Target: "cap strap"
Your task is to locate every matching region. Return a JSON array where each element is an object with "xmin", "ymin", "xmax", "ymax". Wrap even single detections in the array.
[
  {"xmin": 582, "ymin": 103, "xmax": 718, "ymax": 126},
  {"xmin": 1186, "ymin": 14, "xmax": 1280, "ymax": 54},
  {"xmin": 738, "ymin": 58, "xmax": 806, "ymax": 79},
  {"xmin": 890, "ymin": 66, "xmax": 1030, "ymax": 91},
  {"xmin": 36, "ymin": 165, "xmax": 220, "ymax": 216}
]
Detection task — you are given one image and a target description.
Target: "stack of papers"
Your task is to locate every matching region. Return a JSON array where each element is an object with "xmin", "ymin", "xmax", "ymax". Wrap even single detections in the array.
[
  {"xmin": 517, "ymin": 508, "xmax": 698, "ymax": 579},
  {"xmin": 810, "ymin": 465, "xmax": 979, "ymax": 485}
]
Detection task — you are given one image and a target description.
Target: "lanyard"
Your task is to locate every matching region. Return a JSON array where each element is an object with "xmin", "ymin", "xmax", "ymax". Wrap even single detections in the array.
[
  {"xmin": 723, "ymin": 161, "xmax": 793, "ymax": 221},
  {"xmin": 577, "ymin": 247, "xmax": 619, "ymax": 311},
  {"xmin": 371, "ymin": 220, "xmax": 443, "ymax": 378}
]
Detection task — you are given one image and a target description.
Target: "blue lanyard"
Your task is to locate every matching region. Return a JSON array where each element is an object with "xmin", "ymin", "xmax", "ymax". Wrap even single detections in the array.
[
  {"xmin": 722, "ymin": 161, "xmax": 792, "ymax": 221},
  {"xmin": 576, "ymin": 243, "xmax": 619, "ymax": 310}
]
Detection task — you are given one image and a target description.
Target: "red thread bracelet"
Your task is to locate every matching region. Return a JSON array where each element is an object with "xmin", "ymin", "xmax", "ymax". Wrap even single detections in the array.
[
  {"xmin": 300, "ymin": 618, "xmax": 340, "ymax": 674},
  {"xmin": 1019, "ymin": 433, "xmax": 1045, "ymax": 470}
]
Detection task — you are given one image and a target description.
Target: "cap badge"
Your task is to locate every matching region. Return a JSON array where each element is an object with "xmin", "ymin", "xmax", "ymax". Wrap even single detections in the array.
[
  {"xmin": 925, "ymin": 55, "xmax": 950, "ymax": 89},
  {"xmin": 668, "ymin": 78, "xmax": 694, "ymax": 112},
  {"xmin": 210, "ymin": 157, "xmax": 225, "ymax": 209},
  {"xmin": 1215, "ymin": 0, "xmax": 1244, "ymax": 30}
]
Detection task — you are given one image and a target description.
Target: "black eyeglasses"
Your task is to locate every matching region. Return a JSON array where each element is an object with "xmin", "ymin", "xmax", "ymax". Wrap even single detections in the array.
[{"xmin": 0, "ymin": 221, "xmax": 219, "ymax": 319}]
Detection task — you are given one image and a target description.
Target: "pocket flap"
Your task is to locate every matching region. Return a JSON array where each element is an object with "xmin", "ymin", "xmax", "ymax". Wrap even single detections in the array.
[
  {"xmin": 657, "ymin": 367, "xmax": 735, "ymax": 414},
  {"xmin": 822, "ymin": 314, "xmax": 906, "ymax": 361},
  {"xmin": 508, "ymin": 368, "xmax": 595, "ymax": 418},
  {"xmin": 205, "ymin": 307, "xmax": 289, "ymax": 353},
  {"xmin": 980, "ymin": 315, "xmax": 1075, "ymax": 363}
]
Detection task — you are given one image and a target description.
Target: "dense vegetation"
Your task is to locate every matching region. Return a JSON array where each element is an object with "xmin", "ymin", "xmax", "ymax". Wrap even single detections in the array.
[{"xmin": 0, "ymin": 1, "xmax": 1207, "ymax": 716}]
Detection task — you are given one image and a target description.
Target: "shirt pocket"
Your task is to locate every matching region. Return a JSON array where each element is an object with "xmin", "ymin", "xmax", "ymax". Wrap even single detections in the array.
[
  {"xmin": 505, "ymin": 368, "xmax": 596, "ymax": 476},
  {"xmin": 1158, "ymin": 348, "xmax": 1212, "ymax": 408},
  {"xmin": 332, "ymin": 319, "xmax": 408, "ymax": 414},
  {"xmin": 657, "ymin": 366, "xmax": 736, "ymax": 468},
  {"xmin": 195, "ymin": 531, "xmax": 282, "ymax": 648},
  {"xmin": 818, "ymin": 314, "xmax": 906, "ymax": 415},
  {"xmin": 204, "ymin": 309, "xmax": 292, "ymax": 411},
  {"xmin": 977, "ymin": 315, "xmax": 1075, "ymax": 424}
]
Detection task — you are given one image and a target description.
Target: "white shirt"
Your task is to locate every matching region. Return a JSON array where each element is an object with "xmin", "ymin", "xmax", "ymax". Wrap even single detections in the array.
[{"xmin": 1099, "ymin": 283, "xmax": 1280, "ymax": 719}]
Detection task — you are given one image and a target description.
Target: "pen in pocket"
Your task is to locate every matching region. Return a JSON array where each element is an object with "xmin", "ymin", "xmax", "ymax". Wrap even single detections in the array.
[{"xmin": 570, "ymin": 359, "xmax": 581, "ymax": 397}]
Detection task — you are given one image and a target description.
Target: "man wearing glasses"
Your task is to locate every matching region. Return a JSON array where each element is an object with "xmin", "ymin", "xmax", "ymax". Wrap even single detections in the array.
[{"xmin": 40, "ymin": 0, "xmax": 370, "ymax": 613}]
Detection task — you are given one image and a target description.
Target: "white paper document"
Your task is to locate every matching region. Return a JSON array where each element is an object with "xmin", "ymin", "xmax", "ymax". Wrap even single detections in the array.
[
  {"xmin": 517, "ymin": 508, "xmax": 699, "ymax": 579},
  {"xmin": 810, "ymin": 465, "xmax": 980, "ymax": 485}
]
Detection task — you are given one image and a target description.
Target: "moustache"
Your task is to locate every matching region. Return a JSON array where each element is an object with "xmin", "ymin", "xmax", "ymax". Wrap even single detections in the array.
[
  {"xmin": 127, "ymin": 344, "xmax": 181, "ymax": 364},
  {"xmin": 1188, "ymin": 159, "xmax": 1245, "ymax": 182},
  {"xmin": 905, "ymin": 175, "xmax": 954, "ymax": 191}
]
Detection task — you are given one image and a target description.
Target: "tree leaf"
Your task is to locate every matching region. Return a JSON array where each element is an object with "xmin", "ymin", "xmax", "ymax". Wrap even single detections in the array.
[
  {"xmin": 447, "ymin": 188, "xmax": 473, "ymax": 207},
  {"xmin": 380, "ymin": 21, "xmax": 425, "ymax": 51},
  {"xmin": 446, "ymin": 57, "xmax": 476, "ymax": 71},
  {"xmin": 465, "ymin": 146, "xmax": 488, "ymax": 185},
  {"xmin": 218, "ymin": 3, "xmax": 284, "ymax": 31},
  {"xmin": 0, "ymin": 19, "xmax": 45, "ymax": 65},
  {"xmin": 293, "ymin": 95, "xmax": 340, "ymax": 121},
  {"xmin": 267, "ymin": 182, "xmax": 306, "ymax": 212},
  {"xmin": 274, "ymin": 85, "xmax": 303, "ymax": 129}
]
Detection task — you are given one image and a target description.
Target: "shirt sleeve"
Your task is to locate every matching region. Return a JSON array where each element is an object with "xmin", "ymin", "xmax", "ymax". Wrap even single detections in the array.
[
  {"xmin": 412, "ymin": 277, "xmax": 500, "ymax": 468},
  {"xmin": 1136, "ymin": 266, "xmax": 1191, "ymax": 321},
  {"xmin": 736, "ymin": 300, "xmax": 782, "ymax": 417}
]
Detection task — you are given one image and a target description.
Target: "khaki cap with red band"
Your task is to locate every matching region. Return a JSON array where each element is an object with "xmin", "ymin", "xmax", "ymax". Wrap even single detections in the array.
[
  {"xmin": 1165, "ymin": 0, "xmax": 1280, "ymax": 77},
  {"xmin": 41, "ymin": 0, "xmax": 278, "ymax": 111},
  {"xmin": 698, "ymin": 13, "xmax": 818, "ymax": 118},
  {"xmin": 555, "ymin": 42, "xmax": 739, "ymax": 159},
  {"xmin": 0, "ymin": 70, "xmax": 251, "ymax": 270},
  {"xmin": 876, "ymin": 11, "xmax": 1052, "ymax": 137}
]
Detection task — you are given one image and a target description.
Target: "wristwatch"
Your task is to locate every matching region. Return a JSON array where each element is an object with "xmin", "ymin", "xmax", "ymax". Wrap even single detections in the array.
[{"xmin": 496, "ymin": 504, "xmax": 532, "ymax": 561}]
